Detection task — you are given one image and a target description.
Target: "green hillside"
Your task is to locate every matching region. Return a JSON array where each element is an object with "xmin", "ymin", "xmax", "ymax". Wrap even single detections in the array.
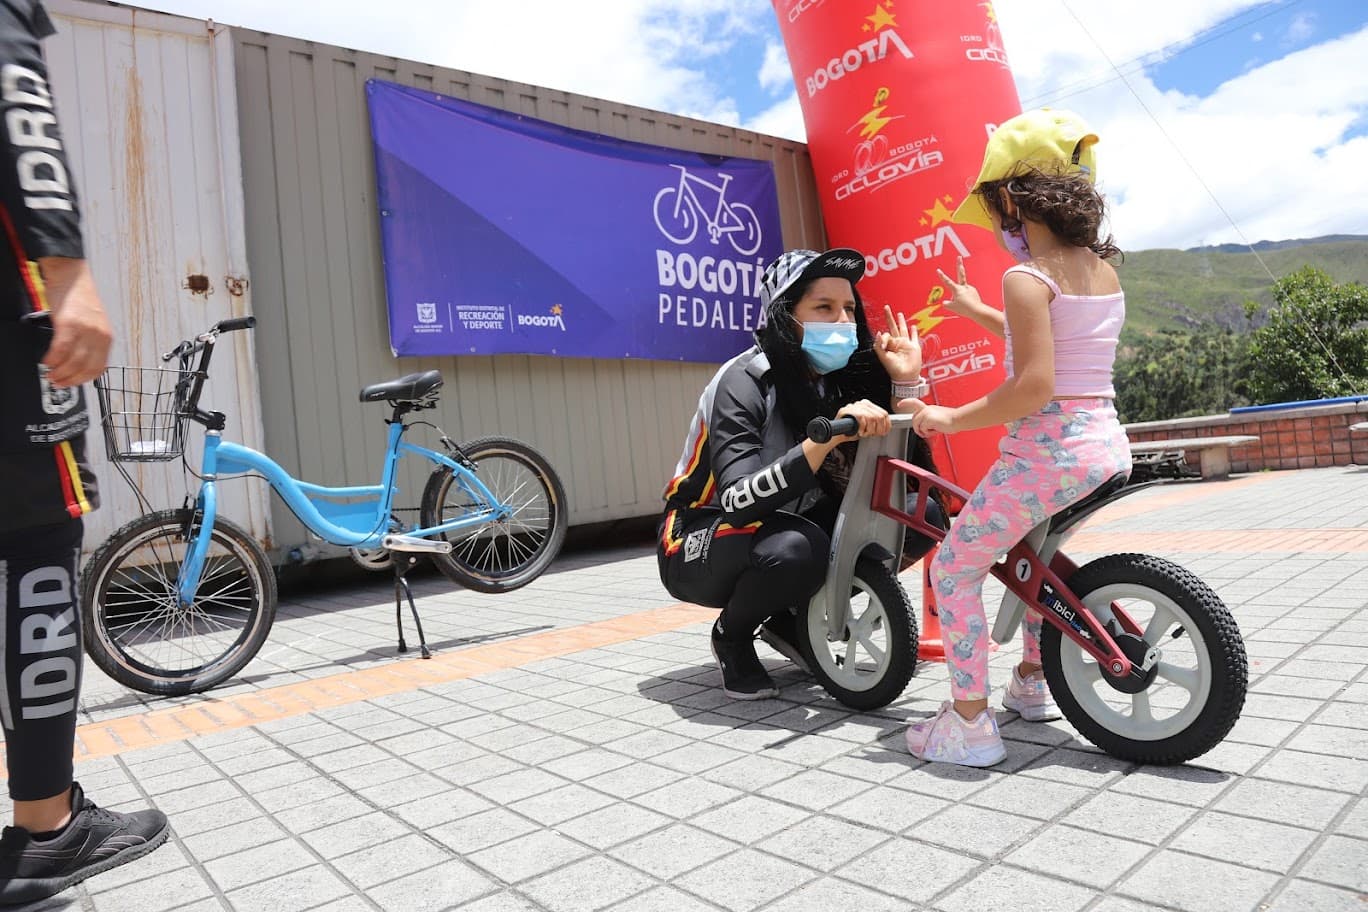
[{"xmin": 1115, "ymin": 236, "xmax": 1368, "ymax": 337}]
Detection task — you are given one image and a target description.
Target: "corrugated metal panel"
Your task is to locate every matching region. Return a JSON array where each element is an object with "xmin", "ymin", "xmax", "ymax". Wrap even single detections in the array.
[
  {"xmin": 46, "ymin": 1, "xmax": 270, "ymax": 555},
  {"xmin": 229, "ymin": 30, "xmax": 826, "ymax": 556}
]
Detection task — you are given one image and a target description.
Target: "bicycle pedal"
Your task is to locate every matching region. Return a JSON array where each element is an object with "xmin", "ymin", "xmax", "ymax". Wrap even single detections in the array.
[{"xmin": 381, "ymin": 534, "xmax": 453, "ymax": 555}]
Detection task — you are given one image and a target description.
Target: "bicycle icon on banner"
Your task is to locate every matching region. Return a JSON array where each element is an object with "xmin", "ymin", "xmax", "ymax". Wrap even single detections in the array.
[{"xmin": 653, "ymin": 165, "xmax": 763, "ymax": 256}]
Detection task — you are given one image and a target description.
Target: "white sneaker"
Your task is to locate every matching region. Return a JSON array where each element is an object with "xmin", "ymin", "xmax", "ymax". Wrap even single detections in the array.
[
  {"xmin": 1002, "ymin": 665, "xmax": 1062, "ymax": 722},
  {"xmin": 905, "ymin": 702, "xmax": 1007, "ymax": 768}
]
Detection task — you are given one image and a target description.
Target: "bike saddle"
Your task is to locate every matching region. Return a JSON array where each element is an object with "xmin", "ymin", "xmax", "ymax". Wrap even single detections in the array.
[
  {"xmin": 1048, "ymin": 472, "xmax": 1131, "ymax": 535},
  {"xmin": 358, "ymin": 370, "xmax": 443, "ymax": 403}
]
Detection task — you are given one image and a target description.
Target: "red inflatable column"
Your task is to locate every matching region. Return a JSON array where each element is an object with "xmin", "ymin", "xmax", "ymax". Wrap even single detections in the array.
[{"xmin": 772, "ymin": 0, "xmax": 1024, "ymax": 492}]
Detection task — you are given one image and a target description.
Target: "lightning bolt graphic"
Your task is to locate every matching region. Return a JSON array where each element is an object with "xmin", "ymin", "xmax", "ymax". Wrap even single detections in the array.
[
  {"xmin": 909, "ymin": 305, "xmax": 947, "ymax": 337},
  {"xmin": 856, "ymin": 105, "xmax": 893, "ymax": 140}
]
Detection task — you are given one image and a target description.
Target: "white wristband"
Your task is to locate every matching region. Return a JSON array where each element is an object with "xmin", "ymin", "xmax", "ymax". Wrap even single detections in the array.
[{"xmin": 892, "ymin": 378, "xmax": 929, "ymax": 399}]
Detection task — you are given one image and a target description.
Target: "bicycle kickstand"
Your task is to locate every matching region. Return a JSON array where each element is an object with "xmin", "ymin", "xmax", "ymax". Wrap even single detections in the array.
[{"xmin": 391, "ymin": 554, "xmax": 432, "ymax": 659}]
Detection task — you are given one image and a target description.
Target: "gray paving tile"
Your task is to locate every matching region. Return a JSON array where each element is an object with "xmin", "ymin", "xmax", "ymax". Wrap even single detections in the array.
[
  {"xmin": 767, "ymin": 877, "xmax": 909, "ymax": 912},
  {"xmin": 452, "ymin": 891, "xmax": 543, "ymax": 912},
  {"xmin": 367, "ymin": 859, "xmax": 498, "ymax": 912},
  {"xmin": 933, "ymin": 863, "xmax": 1096, "ymax": 912},
  {"xmin": 224, "ymin": 865, "xmax": 350, "ymax": 912},
  {"xmin": 632, "ymin": 777, "xmax": 742, "ymax": 819},
  {"xmin": 921, "ymin": 801, "xmax": 1042, "ymax": 861},
  {"xmin": 181, "ymin": 815, "xmax": 290, "ymax": 862},
  {"xmin": 1114, "ymin": 850, "xmax": 1280, "ymax": 912},
  {"xmin": 1261, "ymin": 879, "xmax": 1368, "ymax": 912},
  {"xmin": 467, "ymin": 829, "xmax": 593, "ymax": 883},
  {"xmin": 675, "ymin": 849, "xmax": 817, "ymax": 911},
  {"xmin": 87, "ymin": 864, "xmax": 215, "ymax": 911},
  {"xmin": 834, "ymin": 839, "xmax": 976, "ymax": 904},
  {"xmin": 202, "ymin": 837, "xmax": 316, "ymax": 891},
  {"xmin": 610, "ymin": 823, "xmax": 736, "ymax": 879},
  {"xmin": 1255, "ymin": 749, "xmax": 1368, "ymax": 793},
  {"xmin": 298, "ymin": 810, "xmax": 412, "ymax": 859},
  {"xmin": 758, "ymin": 769, "xmax": 870, "ymax": 811},
  {"xmin": 602, "ymin": 885, "xmax": 720, "ymax": 912},
  {"xmin": 521, "ymin": 856, "xmax": 657, "ymax": 912},
  {"xmin": 429, "ymin": 807, "xmax": 542, "ymax": 854},
  {"xmin": 1004, "ymin": 825, "xmax": 1151, "ymax": 890},
  {"xmin": 555, "ymin": 803, "xmax": 673, "ymax": 850},
  {"xmin": 1296, "ymin": 834, "xmax": 1368, "ymax": 892}
]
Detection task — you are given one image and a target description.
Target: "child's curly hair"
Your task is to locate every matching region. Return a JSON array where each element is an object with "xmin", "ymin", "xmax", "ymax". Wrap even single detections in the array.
[{"xmin": 976, "ymin": 165, "xmax": 1122, "ymax": 260}]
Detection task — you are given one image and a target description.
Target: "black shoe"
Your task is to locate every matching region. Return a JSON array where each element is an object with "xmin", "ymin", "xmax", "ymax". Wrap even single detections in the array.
[
  {"xmin": 0, "ymin": 782, "xmax": 170, "ymax": 906},
  {"xmin": 758, "ymin": 611, "xmax": 812, "ymax": 675},
  {"xmin": 711, "ymin": 621, "xmax": 779, "ymax": 700}
]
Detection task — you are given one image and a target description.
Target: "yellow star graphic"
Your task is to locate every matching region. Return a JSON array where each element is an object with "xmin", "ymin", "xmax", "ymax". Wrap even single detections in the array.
[
  {"xmin": 866, "ymin": 3, "xmax": 897, "ymax": 32},
  {"xmin": 981, "ymin": 1, "xmax": 998, "ymax": 24},
  {"xmin": 924, "ymin": 198, "xmax": 955, "ymax": 226},
  {"xmin": 551, "ymin": 304, "xmax": 563, "ymax": 316}
]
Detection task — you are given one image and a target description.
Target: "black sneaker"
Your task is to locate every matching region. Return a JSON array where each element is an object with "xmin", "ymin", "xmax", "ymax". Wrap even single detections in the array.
[
  {"xmin": 711, "ymin": 620, "xmax": 779, "ymax": 700},
  {"xmin": 758, "ymin": 610, "xmax": 812, "ymax": 675},
  {"xmin": 0, "ymin": 782, "xmax": 170, "ymax": 906}
]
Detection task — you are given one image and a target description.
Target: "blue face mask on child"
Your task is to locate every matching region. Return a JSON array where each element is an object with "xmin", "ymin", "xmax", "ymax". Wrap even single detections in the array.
[
  {"xmin": 800, "ymin": 322, "xmax": 858, "ymax": 374},
  {"xmin": 1001, "ymin": 224, "xmax": 1032, "ymax": 263}
]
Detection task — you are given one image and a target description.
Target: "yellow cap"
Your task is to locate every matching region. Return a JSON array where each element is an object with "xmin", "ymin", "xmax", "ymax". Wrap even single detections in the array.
[{"xmin": 950, "ymin": 108, "xmax": 1099, "ymax": 232}]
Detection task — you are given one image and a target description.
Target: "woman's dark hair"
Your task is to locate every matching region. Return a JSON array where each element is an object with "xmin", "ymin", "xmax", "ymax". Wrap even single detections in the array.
[
  {"xmin": 978, "ymin": 165, "xmax": 1122, "ymax": 260},
  {"xmin": 755, "ymin": 276, "xmax": 941, "ymax": 482}
]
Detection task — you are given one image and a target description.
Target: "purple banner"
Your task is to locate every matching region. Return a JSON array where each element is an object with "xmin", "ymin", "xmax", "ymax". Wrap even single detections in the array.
[{"xmin": 366, "ymin": 80, "xmax": 784, "ymax": 362}]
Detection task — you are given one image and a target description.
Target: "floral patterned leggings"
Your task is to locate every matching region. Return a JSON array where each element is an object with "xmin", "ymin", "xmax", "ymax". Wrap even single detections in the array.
[{"xmin": 931, "ymin": 399, "xmax": 1133, "ymax": 701}]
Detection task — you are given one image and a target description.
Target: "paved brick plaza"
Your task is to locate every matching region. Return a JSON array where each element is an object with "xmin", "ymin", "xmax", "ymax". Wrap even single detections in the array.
[{"xmin": 9, "ymin": 466, "xmax": 1367, "ymax": 912}]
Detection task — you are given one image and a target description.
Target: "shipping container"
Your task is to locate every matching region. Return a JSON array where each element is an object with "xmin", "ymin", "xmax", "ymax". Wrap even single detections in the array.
[{"xmin": 50, "ymin": 0, "xmax": 826, "ymax": 563}]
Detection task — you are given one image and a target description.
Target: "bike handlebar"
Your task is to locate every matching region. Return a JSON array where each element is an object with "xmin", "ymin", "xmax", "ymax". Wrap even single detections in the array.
[
  {"xmin": 807, "ymin": 415, "xmax": 860, "ymax": 444},
  {"xmin": 807, "ymin": 412, "xmax": 916, "ymax": 444},
  {"xmin": 161, "ymin": 316, "xmax": 257, "ymax": 362}
]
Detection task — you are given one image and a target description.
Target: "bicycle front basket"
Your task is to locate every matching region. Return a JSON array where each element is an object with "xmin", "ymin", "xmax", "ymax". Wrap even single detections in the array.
[{"xmin": 94, "ymin": 366, "xmax": 193, "ymax": 462}]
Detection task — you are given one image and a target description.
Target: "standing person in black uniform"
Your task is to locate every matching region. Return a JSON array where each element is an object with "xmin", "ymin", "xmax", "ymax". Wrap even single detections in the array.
[
  {"xmin": 0, "ymin": 2, "xmax": 168, "ymax": 905},
  {"xmin": 658, "ymin": 248, "xmax": 945, "ymax": 699}
]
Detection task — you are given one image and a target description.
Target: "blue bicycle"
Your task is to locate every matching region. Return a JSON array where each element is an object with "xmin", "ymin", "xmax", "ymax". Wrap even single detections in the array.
[{"xmin": 81, "ymin": 317, "xmax": 567, "ymax": 695}]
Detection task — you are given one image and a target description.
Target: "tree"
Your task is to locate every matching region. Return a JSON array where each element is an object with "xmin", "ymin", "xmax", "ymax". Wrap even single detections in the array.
[
  {"xmin": 1244, "ymin": 267, "xmax": 1368, "ymax": 404},
  {"xmin": 1114, "ymin": 328, "xmax": 1253, "ymax": 423}
]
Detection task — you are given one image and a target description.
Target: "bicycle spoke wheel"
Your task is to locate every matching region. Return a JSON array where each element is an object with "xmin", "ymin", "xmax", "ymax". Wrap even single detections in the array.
[
  {"xmin": 798, "ymin": 557, "xmax": 918, "ymax": 710},
  {"xmin": 81, "ymin": 509, "xmax": 276, "ymax": 696},
  {"xmin": 421, "ymin": 436, "xmax": 568, "ymax": 593},
  {"xmin": 1041, "ymin": 553, "xmax": 1246, "ymax": 764}
]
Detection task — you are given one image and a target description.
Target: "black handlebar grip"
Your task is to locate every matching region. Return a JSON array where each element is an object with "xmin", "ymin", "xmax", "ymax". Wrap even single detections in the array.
[
  {"xmin": 807, "ymin": 415, "xmax": 860, "ymax": 444},
  {"xmin": 215, "ymin": 316, "xmax": 257, "ymax": 333}
]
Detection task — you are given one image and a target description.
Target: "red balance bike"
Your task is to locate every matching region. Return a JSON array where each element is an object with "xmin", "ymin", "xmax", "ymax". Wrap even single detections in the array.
[{"xmin": 801, "ymin": 412, "xmax": 1247, "ymax": 765}]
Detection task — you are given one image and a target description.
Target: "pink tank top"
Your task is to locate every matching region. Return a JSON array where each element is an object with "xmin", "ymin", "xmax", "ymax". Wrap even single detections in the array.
[{"xmin": 1001, "ymin": 264, "xmax": 1124, "ymax": 399}]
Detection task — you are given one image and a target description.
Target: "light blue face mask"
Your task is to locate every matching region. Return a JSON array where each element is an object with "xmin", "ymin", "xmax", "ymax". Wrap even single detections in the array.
[{"xmin": 800, "ymin": 322, "xmax": 858, "ymax": 374}]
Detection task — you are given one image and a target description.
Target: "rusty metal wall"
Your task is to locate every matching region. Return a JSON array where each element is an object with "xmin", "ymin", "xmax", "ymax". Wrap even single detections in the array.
[
  {"xmin": 229, "ymin": 29, "xmax": 827, "ymax": 557},
  {"xmin": 47, "ymin": 1, "xmax": 271, "ymax": 555}
]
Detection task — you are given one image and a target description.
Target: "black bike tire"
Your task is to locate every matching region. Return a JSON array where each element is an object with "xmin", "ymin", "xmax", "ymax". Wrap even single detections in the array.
[
  {"xmin": 1041, "ymin": 553, "xmax": 1247, "ymax": 764},
  {"xmin": 420, "ymin": 436, "xmax": 568, "ymax": 594},
  {"xmin": 798, "ymin": 556, "xmax": 918, "ymax": 711},
  {"xmin": 80, "ymin": 509, "xmax": 277, "ymax": 696}
]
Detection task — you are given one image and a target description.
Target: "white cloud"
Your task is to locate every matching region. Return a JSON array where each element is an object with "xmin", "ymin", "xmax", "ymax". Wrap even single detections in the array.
[
  {"xmin": 126, "ymin": 0, "xmax": 1367, "ymax": 249},
  {"xmin": 758, "ymin": 40, "xmax": 793, "ymax": 96},
  {"xmin": 991, "ymin": 0, "xmax": 1368, "ymax": 249}
]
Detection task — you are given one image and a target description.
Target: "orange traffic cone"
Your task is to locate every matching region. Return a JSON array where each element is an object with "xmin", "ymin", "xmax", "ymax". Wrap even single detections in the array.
[
  {"xmin": 916, "ymin": 542, "xmax": 998, "ymax": 663},
  {"xmin": 918, "ymin": 545, "xmax": 947, "ymax": 662}
]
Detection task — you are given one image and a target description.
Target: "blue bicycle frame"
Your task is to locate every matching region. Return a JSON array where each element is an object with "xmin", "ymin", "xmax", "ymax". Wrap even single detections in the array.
[{"xmin": 176, "ymin": 419, "xmax": 511, "ymax": 605}]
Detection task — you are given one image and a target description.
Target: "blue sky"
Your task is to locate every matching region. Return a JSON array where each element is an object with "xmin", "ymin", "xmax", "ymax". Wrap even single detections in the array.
[{"xmin": 132, "ymin": 0, "xmax": 1368, "ymax": 250}]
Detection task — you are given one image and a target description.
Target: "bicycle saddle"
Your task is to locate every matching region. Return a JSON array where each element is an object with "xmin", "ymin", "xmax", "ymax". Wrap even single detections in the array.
[
  {"xmin": 1047, "ymin": 472, "xmax": 1131, "ymax": 535},
  {"xmin": 358, "ymin": 370, "xmax": 443, "ymax": 403}
]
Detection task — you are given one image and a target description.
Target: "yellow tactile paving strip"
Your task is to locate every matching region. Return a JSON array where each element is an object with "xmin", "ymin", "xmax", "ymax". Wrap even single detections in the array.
[
  {"xmin": 6, "ymin": 469, "xmax": 1355, "ymax": 774},
  {"xmin": 48, "ymin": 603, "xmax": 714, "ymax": 768}
]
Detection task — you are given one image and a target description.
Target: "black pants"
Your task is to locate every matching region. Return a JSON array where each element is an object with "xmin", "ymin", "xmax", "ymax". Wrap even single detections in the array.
[
  {"xmin": 659, "ymin": 508, "xmax": 827, "ymax": 642},
  {"xmin": 0, "ymin": 519, "xmax": 83, "ymax": 800},
  {"xmin": 657, "ymin": 498, "xmax": 946, "ymax": 643}
]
